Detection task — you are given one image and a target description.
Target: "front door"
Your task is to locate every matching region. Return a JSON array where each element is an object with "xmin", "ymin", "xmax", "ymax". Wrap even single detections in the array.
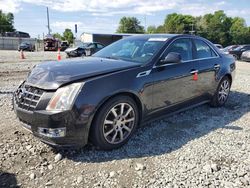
[{"xmin": 150, "ymin": 38, "xmax": 200, "ymax": 115}]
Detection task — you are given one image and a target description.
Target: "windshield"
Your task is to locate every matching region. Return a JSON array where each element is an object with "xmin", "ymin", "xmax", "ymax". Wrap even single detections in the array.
[
  {"xmin": 234, "ymin": 46, "xmax": 243, "ymax": 51},
  {"xmin": 93, "ymin": 37, "xmax": 167, "ymax": 64}
]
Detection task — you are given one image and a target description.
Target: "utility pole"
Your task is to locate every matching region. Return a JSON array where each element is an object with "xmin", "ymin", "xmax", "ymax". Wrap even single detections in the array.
[
  {"xmin": 74, "ymin": 24, "xmax": 77, "ymax": 47},
  {"xmin": 46, "ymin": 7, "xmax": 51, "ymax": 35},
  {"xmin": 144, "ymin": 15, "xmax": 147, "ymax": 32},
  {"xmin": 189, "ymin": 23, "xmax": 195, "ymax": 35}
]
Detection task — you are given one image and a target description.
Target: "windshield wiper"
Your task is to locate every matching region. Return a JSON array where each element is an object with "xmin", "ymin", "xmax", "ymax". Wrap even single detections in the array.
[{"xmin": 101, "ymin": 56, "xmax": 121, "ymax": 60}]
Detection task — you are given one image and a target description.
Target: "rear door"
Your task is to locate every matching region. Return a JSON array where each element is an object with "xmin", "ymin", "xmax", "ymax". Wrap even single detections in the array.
[
  {"xmin": 151, "ymin": 38, "xmax": 200, "ymax": 114},
  {"xmin": 193, "ymin": 39, "xmax": 221, "ymax": 96}
]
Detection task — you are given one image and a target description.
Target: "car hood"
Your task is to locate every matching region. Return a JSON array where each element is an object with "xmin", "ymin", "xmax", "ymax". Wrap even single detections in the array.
[
  {"xmin": 25, "ymin": 57, "xmax": 140, "ymax": 90},
  {"xmin": 65, "ymin": 47, "xmax": 82, "ymax": 52}
]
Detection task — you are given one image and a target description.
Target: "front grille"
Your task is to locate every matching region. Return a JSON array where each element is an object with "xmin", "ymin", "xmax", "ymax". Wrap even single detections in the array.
[{"xmin": 14, "ymin": 83, "xmax": 44, "ymax": 111}]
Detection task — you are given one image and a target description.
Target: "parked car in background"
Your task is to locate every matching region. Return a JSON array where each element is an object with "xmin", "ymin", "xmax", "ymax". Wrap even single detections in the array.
[
  {"xmin": 229, "ymin": 45, "xmax": 250, "ymax": 60},
  {"xmin": 65, "ymin": 42, "xmax": 105, "ymax": 57},
  {"xmin": 214, "ymin": 44, "xmax": 223, "ymax": 49},
  {"xmin": 241, "ymin": 50, "xmax": 250, "ymax": 62},
  {"xmin": 60, "ymin": 41, "xmax": 69, "ymax": 51},
  {"xmin": 13, "ymin": 34, "xmax": 235, "ymax": 150},
  {"xmin": 44, "ymin": 35, "xmax": 60, "ymax": 51},
  {"xmin": 222, "ymin": 45, "xmax": 239, "ymax": 53},
  {"xmin": 18, "ymin": 42, "xmax": 35, "ymax": 51}
]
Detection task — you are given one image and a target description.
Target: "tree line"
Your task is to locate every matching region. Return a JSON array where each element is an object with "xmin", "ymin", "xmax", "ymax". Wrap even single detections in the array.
[
  {"xmin": 53, "ymin": 29, "xmax": 74, "ymax": 44},
  {"xmin": 1, "ymin": 9, "xmax": 250, "ymax": 46},
  {"xmin": 117, "ymin": 10, "xmax": 250, "ymax": 46},
  {"xmin": 0, "ymin": 9, "xmax": 74, "ymax": 44}
]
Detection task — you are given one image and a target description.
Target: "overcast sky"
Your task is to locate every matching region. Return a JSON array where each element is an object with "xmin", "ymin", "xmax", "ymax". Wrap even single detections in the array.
[{"xmin": 1, "ymin": 0, "xmax": 250, "ymax": 38}]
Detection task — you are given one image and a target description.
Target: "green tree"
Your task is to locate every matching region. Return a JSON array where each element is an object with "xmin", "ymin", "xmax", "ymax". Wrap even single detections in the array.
[
  {"xmin": 147, "ymin": 25, "xmax": 157, "ymax": 33},
  {"xmin": 197, "ymin": 10, "xmax": 233, "ymax": 46},
  {"xmin": 147, "ymin": 25, "xmax": 166, "ymax": 33},
  {"xmin": 230, "ymin": 17, "xmax": 250, "ymax": 44},
  {"xmin": 156, "ymin": 25, "xmax": 166, "ymax": 33},
  {"xmin": 63, "ymin": 28, "xmax": 74, "ymax": 44},
  {"xmin": 116, "ymin": 17, "xmax": 144, "ymax": 33},
  {"xmin": 0, "ymin": 10, "xmax": 15, "ymax": 33},
  {"xmin": 53, "ymin": 32, "xmax": 65, "ymax": 40},
  {"xmin": 164, "ymin": 13, "xmax": 195, "ymax": 34}
]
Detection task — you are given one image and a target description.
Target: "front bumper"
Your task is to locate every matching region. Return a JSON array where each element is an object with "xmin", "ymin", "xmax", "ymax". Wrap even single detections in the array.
[
  {"xmin": 14, "ymin": 103, "xmax": 89, "ymax": 147},
  {"xmin": 19, "ymin": 47, "xmax": 29, "ymax": 51},
  {"xmin": 65, "ymin": 51, "xmax": 82, "ymax": 57}
]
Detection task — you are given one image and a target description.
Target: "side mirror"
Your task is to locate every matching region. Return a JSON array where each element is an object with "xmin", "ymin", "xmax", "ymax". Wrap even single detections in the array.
[{"xmin": 160, "ymin": 52, "xmax": 181, "ymax": 65}]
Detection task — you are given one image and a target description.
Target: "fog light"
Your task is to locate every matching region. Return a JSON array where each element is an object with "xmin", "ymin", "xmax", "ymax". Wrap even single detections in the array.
[{"xmin": 38, "ymin": 127, "xmax": 66, "ymax": 138}]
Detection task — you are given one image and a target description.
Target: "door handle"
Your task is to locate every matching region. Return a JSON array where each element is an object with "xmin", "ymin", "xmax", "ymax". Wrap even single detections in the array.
[
  {"xmin": 214, "ymin": 64, "xmax": 220, "ymax": 69},
  {"xmin": 136, "ymin": 70, "xmax": 151, "ymax": 78},
  {"xmin": 190, "ymin": 70, "xmax": 198, "ymax": 74}
]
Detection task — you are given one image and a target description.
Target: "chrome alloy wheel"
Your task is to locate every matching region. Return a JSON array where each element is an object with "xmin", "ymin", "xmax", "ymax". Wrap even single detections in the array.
[
  {"xmin": 103, "ymin": 103, "xmax": 135, "ymax": 144},
  {"xmin": 218, "ymin": 79, "xmax": 230, "ymax": 104}
]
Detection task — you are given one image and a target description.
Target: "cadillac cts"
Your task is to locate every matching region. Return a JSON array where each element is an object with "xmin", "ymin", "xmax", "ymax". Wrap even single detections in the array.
[{"xmin": 13, "ymin": 34, "xmax": 235, "ymax": 150}]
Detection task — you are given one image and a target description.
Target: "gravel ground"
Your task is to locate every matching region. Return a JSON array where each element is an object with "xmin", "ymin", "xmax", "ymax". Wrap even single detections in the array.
[
  {"xmin": 0, "ymin": 50, "xmax": 67, "ymax": 64},
  {"xmin": 0, "ymin": 51, "xmax": 250, "ymax": 188}
]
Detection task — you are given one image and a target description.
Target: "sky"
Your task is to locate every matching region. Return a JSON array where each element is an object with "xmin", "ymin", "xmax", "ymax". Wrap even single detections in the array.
[{"xmin": 0, "ymin": 0, "xmax": 250, "ymax": 38}]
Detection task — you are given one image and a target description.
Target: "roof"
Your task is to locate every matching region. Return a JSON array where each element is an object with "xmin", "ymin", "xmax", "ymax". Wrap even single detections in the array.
[
  {"xmin": 81, "ymin": 32, "xmax": 132, "ymax": 37},
  {"xmin": 128, "ymin": 34, "xmax": 180, "ymax": 38}
]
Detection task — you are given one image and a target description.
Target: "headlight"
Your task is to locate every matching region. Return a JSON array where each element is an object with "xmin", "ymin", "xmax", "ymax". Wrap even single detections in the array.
[{"xmin": 46, "ymin": 83, "xmax": 83, "ymax": 111}]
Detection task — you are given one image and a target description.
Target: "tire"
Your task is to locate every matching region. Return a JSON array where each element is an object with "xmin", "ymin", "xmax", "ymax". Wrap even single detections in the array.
[
  {"xmin": 90, "ymin": 96, "xmax": 139, "ymax": 150},
  {"xmin": 210, "ymin": 76, "xmax": 231, "ymax": 107}
]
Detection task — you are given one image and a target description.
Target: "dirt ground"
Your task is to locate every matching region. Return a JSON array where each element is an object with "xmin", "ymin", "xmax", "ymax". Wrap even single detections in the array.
[{"xmin": 0, "ymin": 50, "xmax": 250, "ymax": 188}]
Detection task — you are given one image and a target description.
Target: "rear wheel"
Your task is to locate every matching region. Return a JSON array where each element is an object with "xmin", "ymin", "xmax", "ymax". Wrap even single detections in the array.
[
  {"xmin": 90, "ymin": 96, "xmax": 139, "ymax": 150},
  {"xmin": 210, "ymin": 76, "xmax": 231, "ymax": 107}
]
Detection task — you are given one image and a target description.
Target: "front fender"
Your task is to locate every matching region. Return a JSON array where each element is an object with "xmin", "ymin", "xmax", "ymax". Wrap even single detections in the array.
[{"xmin": 73, "ymin": 66, "xmax": 151, "ymax": 143}]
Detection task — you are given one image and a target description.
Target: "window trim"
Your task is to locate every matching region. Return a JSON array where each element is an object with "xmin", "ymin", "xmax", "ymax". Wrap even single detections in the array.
[{"xmin": 154, "ymin": 37, "xmax": 220, "ymax": 68}]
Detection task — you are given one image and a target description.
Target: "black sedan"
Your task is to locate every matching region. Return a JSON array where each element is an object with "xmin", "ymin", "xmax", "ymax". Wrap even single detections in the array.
[
  {"xmin": 222, "ymin": 45, "xmax": 239, "ymax": 53},
  {"xmin": 65, "ymin": 42, "xmax": 105, "ymax": 57},
  {"xmin": 229, "ymin": 45, "xmax": 250, "ymax": 60},
  {"xmin": 60, "ymin": 41, "xmax": 69, "ymax": 51},
  {"xmin": 13, "ymin": 34, "xmax": 235, "ymax": 150},
  {"xmin": 18, "ymin": 42, "xmax": 35, "ymax": 51}
]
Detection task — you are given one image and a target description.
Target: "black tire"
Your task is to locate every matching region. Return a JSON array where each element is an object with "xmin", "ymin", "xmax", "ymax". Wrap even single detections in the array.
[
  {"xmin": 90, "ymin": 96, "xmax": 139, "ymax": 150},
  {"xmin": 210, "ymin": 76, "xmax": 231, "ymax": 107}
]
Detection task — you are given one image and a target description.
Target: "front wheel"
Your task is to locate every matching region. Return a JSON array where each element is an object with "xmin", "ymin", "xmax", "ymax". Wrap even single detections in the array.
[
  {"xmin": 90, "ymin": 96, "xmax": 139, "ymax": 150},
  {"xmin": 210, "ymin": 76, "xmax": 231, "ymax": 107}
]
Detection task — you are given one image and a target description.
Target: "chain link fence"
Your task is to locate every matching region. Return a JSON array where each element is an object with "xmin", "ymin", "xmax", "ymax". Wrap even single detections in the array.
[{"xmin": 0, "ymin": 37, "xmax": 44, "ymax": 51}]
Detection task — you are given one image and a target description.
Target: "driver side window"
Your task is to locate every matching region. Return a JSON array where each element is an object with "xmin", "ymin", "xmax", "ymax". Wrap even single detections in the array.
[{"xmin": 164, "ymin": 38, "xmax": 193, "ymax": 62}]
